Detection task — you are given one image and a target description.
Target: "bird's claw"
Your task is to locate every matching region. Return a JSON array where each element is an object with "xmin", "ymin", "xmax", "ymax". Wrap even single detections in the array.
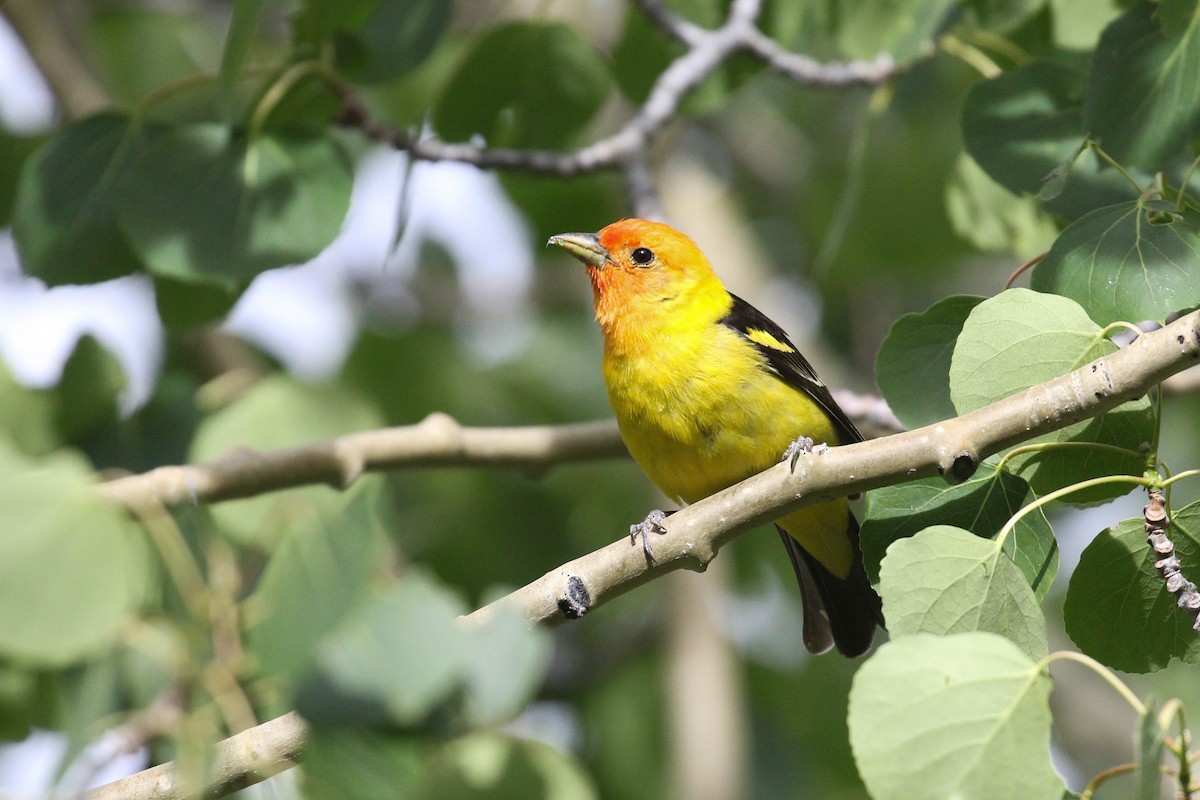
[
  {"xmin": 782, "ymin": 436, "xmax": 828, "ymax": 472},
  {"xmin": 630, "ymin": 509, "xmax": 670, "ymax": 561}
]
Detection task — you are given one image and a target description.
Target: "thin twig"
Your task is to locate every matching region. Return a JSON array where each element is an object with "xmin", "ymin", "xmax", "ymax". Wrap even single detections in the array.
[{"xmin": 335, "ymin": 2, "xmax": 907, "ymax": 181}]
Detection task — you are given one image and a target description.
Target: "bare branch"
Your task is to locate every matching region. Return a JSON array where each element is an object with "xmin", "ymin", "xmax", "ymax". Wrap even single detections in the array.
[
  {"xmin": 81, "ymin": 711, "xmax": 308, "ymax": 800},
  {"xmin": 335, "ymin": 1, "xmax": 906, "ymax": 188},
  {"xmin": 622, "ymin": 150, "xmax": 667, "ymax": 221},
  {"xmin": 741, "ymin": 29, "xmax": 902, "ymax": 87},
  {"xmin": 96, "ymin": 393, "xmax": 900, "ymax": 511},
  {"xmin": 98, "ymin": 416, "xmax": 627, "ymax": 508},
  {"xmin": 630, "ymin": 0, "xmax": 707, "ymax": 46}
]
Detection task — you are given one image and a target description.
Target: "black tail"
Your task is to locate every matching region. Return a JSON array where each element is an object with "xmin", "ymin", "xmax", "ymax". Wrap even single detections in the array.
[{"xmin": 776, "ymin": 515, "xmax": 884, "ymax": 657}]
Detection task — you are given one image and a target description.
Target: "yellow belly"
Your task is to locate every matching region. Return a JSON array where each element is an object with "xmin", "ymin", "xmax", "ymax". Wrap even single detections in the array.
[{"xmin": 604, "ymin": 327, "xmax": 854, "ymax": 577}]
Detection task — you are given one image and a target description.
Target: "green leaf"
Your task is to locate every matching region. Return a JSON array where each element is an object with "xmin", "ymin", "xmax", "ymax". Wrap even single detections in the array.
[
  {"xmin": 1050, "ymin": 0, "xmax": 1124, "ymax": 49},
  {"xmin": 301, "ymin": 728, "xmax": 424, "ymax": 798},
  {"xmin": 1160, "ymin": 0, "xmax": 1199, "ymax": 36},
  {"xmin": 53, "ymin": 656, "xmax": 122, "ymax": 785},
  {"xmin": 55, "ymin": 335, "xmax": 125, "ymax": 443},
  {"xmin": 1063, "ymin": 503, "xmax": 1200, "ymax": 672},
  {"xmin": 961, "ymin": 53, "xmax": 1137, "ymax": 218},
  {"xmin": 0, "ymin": 443, "xmax": 148, "ymax": 665},
  {"xmin": 945, "ymin": 154, "xmax": 1059, "ymax": 257},
  {"xmin": 153, "ymin": 275, "xmax": 244, "ymax": 328},
  {"xmin": 303, "ymin": 729, "xmax": 598, "ymax": 800},
  {"xmin": 948, "ymin": 288, "xmax": 1154, "ymax": 503},
  {"xmin": 298, "ymin": 569, "xmax": 549, "ymax": 730},
  {"xmin": 964, "ymin": 0, "xmax": 1048, "ymax": 34},
  {"xmin": 0, "ymin": 360, "xmax": 59, "ymax": 458},
  {"xmin": 0, "ymin": 133, "xmax": 45, "ymax": 228},
  {"xmin": 434, "ymin": 22, "xmax": 610, "ymax": 149},
  {"xmin": 298, "ymin": 575, "xmax": 469, "ymax": 727},
  {"xmin": 1032, "ymin": 199, "xmax": 1200, "ymax": 325},
  {"xmin": 0, "ymin": 665, "xmax": 35, "ymax": 741},
  {"xmin": 838, "ymin": 0, "xmax": 958, "ymax": 61},
  {"xmin": 115, "ymin": 123, "xmax": 353, "ymax": 285},
  {"xmin": 246, "ymin": 483, "xmax": 383, "ymax": 678},
  {"xmin": 333, "ymin": 0, "xmax": 452, "ymax": 84},
  {"xmin": 848, "ymin": 632, "xmax": 1063, "ymax": 800},
  {"xmin": 1083, "ymin": 0, "xmax": 1200, "ymax": 170},
  {"xmin": 188, "ymin": 376, "xmax": 382, "ymax": 545},
  {"xmin": 875, "ymin": 294, "xmax": 983, "ymax": 429},
  {"xmin": 13, "ymin": 113, "xmax": 146, "ymax": 286},
  {"xmin": 862, "ymin": 462, "xmax": 1058, "ymax": 601},
  {"xmin": 86, "ymin": 9, "xmax": 218, "ymax": 107},
  {"xmin": 1135, "ymin": 699, "xmax": 1165, "ymax": 800},
  {"xmin": 218, "ymin": 0, "xmax": 267, "ymax": 114},
  {"xmin": 878, "ymin": 526, "xmax": 1048, "ymax": 659},
  {"xmin": 460, "ymin": 604, "xmax": 552, "ymax": 727}
]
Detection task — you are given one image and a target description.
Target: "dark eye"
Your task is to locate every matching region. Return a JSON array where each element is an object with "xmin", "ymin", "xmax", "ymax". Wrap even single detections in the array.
[{"xmin": 631, "ymin": 247, "xmax": 654, "ymax": 265}]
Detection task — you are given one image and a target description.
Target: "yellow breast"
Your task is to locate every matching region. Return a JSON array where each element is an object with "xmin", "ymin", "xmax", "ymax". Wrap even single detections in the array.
[{"xmin": 603, "ymin": 323, "xmax": 839, "ymax": 504}]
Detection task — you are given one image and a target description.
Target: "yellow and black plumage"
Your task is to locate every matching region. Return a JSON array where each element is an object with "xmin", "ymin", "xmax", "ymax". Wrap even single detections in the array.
[{"xmin": 550, "ymin": 218, "xmax": 883, "ymax": 656}]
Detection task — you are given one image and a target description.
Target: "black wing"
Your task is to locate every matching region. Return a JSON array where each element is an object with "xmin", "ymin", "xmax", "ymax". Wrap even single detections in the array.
[{"xmin": 719, "ymin": 293, "xmax": 863, "ymax": 446}]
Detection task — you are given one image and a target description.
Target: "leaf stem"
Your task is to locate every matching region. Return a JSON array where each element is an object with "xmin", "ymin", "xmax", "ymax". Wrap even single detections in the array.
[
  {"xmin": 1078, "ymin": 762, "xmax": 1137, "ymax": 800},
  {"xmin": 938, "ymin": 34, "xmax": 1002, "ymax": 77},
  {"xmin": 996, "ymin": 474, "xmax": 1150, "ymax": 547},
  {"xmin": 1098, "ymin": 320, "xmax": 1148, "ymax": 340},
  {"xmin": 1087, "ymin": 139, "xmax": 1144, "ymax": 195},
  {"xmin": 130, "ymin": 504, "xmax": 210, "ymax": 621},
  {"xmin": 1161, "ymin": 700, "xmax": 1193, "ymax": 797},
  {"xmin": 992, "ymin": 441, "xmax": 1146, "ymax": 479},
  {"xmin": 1004, "ymin": 252, "xmax": 1044, "ymax": 289},
  {"xmin": 952, "ymin": 27, "xmax": 1031, "ymax": 65},
  {"xmin": 1040, "ymin": 650, "xmax": 1146, "ymax": 715},
  {"xmin": 247, "ymin": 59, "xmax": 329, "ymax": 142},
  {"xmin": 1176, "ymin": 151, "xmax": 1200, "ymax": 208},
  {"xmin": 1160, "ymin": 469, "xmax": 1200, "ymax": 491}
]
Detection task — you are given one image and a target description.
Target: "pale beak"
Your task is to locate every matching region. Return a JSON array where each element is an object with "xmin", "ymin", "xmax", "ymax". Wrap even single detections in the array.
[{"xmin": 548, "ymin": 232, "xmax": 609, "ymax": 269}]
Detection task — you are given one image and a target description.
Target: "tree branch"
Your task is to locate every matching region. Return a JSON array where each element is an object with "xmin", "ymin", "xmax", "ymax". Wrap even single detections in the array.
[
  {"xmin": 81, "ymin": 712, "xmax": 307, "ymax": 800},
  {"xmin": 466, "ymin": 309, "xmax": 1200, "ymax": 627},
  {"xmin": 96, "ymin": 310, "xmax": 1200, "ymax": 800},
  {"xmin": 335, "ymin": 0, "xmax": 908, "ymax": 180},
  {"xmin": 96, "ymin": 391, "xmax": 899, "ymax": 511},
  {"xmin": 98, "ymin": 416, "xmax": 627, "ymax": 508}
]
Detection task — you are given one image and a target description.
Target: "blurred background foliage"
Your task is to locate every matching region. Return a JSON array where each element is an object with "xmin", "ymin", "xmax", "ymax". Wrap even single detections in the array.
[{"xmin": 0, "ymin": 0, "xmax": 1198, "ymax": 798}]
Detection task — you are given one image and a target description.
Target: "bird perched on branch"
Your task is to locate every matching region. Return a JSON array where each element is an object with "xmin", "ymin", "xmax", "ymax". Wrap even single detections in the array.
[{"xmin": 550, "ymin": 218, "xmax": 883, "ymax": 656}]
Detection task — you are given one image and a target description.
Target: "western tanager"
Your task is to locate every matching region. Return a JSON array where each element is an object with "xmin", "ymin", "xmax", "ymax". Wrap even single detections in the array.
[{"xmin": 550, "ymin": 218, "xmax": 883, "ymax": 656}]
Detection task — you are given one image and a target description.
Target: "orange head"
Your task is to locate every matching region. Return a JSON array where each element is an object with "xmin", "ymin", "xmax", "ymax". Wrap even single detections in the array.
[{"xmin": 549, "ymin": 219, "xmax": 726, "ymax": 337}]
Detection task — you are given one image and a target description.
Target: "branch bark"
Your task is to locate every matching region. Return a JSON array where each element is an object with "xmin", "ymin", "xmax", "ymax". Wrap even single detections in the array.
[
  {"xmin": 335, "ymin": 0, "xmax": 908, "ymax": 187},
  {"xmin": 465, "ymin": 309, "xmax": 1200, "ymax": 627},
  {"xmin": 93, "ymin": 309, "xmax": 1199, "ymax": 800},
  {"xmin": 98, "ymin": 416, "xmax": 627, "ymax": 508},
  {"xmin": 81, "ymin": 712, "xmax": 307, "ymax": 800},
  {"xmin": 97, "ymin": 395, "xmax": 899, "ymax": 510}
]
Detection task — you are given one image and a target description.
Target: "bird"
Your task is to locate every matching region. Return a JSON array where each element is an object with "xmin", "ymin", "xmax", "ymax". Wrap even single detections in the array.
[{"xmin": 549, "ymin": 218, "xmax": 883, "ymax": 656}]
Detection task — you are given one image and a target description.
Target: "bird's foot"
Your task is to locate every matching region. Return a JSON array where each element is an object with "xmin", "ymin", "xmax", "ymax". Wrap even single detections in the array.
[
  {"xmin": 782, "ymin": 435, "xmax": 829, "ymax": 472},
  {"xmin": 630, "ymin": 509, "xmax": 671, "ymax": 561}
]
